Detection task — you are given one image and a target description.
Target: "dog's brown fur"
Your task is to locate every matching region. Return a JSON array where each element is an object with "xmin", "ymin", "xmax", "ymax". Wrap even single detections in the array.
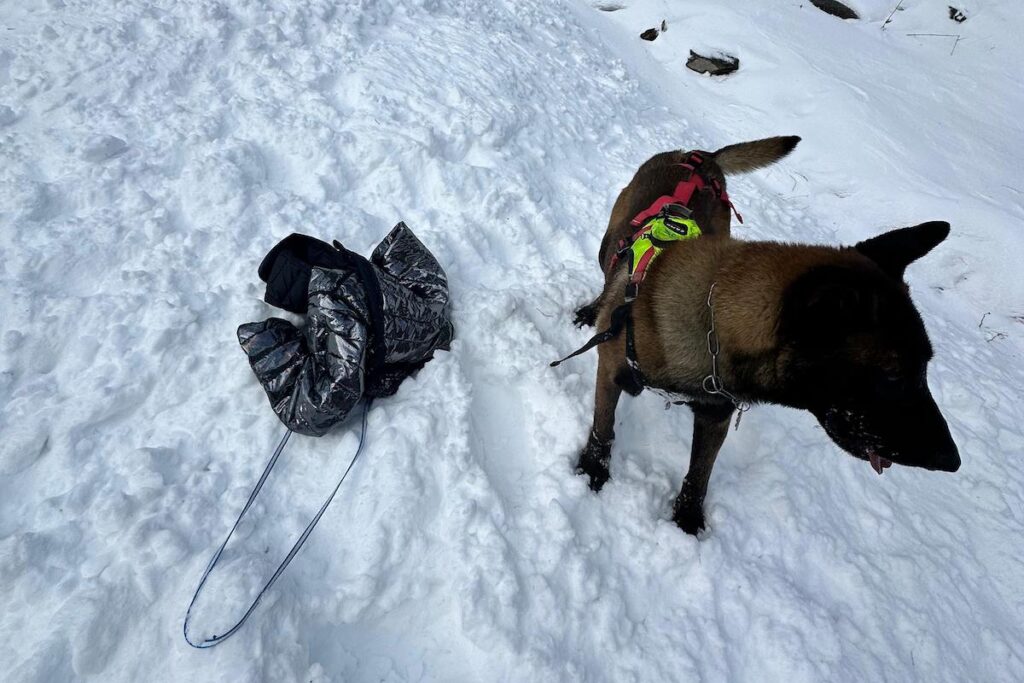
[{"xmin": 572, "ymin": 137, "xmax": 959, "ymax": 535}]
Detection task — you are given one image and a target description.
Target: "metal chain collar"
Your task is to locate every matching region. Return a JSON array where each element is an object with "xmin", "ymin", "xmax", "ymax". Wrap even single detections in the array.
[{"xmin": 702, "ymin": 282, "xmax": 751, "ymax": 428}]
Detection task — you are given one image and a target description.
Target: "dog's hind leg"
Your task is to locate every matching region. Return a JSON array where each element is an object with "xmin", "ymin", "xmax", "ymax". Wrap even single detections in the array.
[
  {"xmin": 576, "ymin": 353, "xmax": 622, "ymax": 491},
  {"xmin": 671, "ymin": 402, "xmax": 734, "ymax": 535}
]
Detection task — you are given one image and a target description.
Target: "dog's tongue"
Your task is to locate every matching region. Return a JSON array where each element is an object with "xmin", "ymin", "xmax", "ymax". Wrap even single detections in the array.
[{"xmin": 869, "ymin": 451, "xmax": 893, "ymax": 475}]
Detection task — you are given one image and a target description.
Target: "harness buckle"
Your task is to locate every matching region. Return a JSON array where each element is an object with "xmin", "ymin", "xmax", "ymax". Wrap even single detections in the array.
[{"xmin": 660, "ymin": 203, "xmax": 692, "ymax": 219}]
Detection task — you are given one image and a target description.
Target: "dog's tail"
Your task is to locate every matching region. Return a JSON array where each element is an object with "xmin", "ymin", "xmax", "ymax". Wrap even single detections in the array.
[{"xmin": 712, "ymin": 136, "xmax": 801, "ymax": 174}]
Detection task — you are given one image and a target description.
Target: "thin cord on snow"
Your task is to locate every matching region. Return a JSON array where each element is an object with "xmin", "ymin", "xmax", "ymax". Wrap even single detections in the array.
[{"xmin": 183, "ymin": 399, "xmax": 373, "ymax": 648}]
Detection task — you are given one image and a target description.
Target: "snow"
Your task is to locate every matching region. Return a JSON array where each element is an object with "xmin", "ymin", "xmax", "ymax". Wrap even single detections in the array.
[{"xmin": 1, "ymin": 0, "xmax": 1023, "ymax": 680}]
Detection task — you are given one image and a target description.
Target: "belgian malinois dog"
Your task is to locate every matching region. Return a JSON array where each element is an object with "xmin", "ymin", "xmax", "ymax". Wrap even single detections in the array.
[{"xmin": 567, "ymin": 136, "xmax": 960, "ymax": 535}]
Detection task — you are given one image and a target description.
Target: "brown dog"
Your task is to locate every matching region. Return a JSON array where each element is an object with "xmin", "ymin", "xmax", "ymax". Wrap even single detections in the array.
[{"xmin": 567, "ymin": 137, "xmax": 960, "ymax": 535}]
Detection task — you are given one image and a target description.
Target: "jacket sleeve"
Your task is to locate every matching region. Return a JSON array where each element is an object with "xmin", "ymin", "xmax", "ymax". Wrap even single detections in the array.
[{"xmin": 237, "ymin": 268, "xmax": 370, "ymax": 437}]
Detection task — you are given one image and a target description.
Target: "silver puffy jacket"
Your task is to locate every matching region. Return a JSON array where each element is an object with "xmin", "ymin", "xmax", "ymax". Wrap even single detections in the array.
[{"xmin": 238, "ymin": 223, "xmax": 454, "ymax": 436}]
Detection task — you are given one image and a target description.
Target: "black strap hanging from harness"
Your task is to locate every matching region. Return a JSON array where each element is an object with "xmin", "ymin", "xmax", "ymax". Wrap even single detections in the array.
[
  {"xmin": 550, "ymin": 304, "xmax": 631, "ymax": 368},
  {"xmin": 549, "ymin": 201, "xmax": 667, "ymax": 376},
  {"xmin": 550, "ymin": 302, "xmax": 647, "ymax": 391},
  {"xmin": 623, "ymin": 310, "xmax": 644, "ymax": 390}
]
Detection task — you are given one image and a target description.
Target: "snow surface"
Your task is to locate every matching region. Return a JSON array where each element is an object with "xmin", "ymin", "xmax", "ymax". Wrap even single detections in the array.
[{"xmin": 2, "ymin": 0, "xmax": 1023, "ymax": 680}]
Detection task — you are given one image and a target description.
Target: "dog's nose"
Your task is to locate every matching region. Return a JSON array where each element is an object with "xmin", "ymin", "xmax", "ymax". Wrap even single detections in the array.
[{"xmin": 931, "ymin": 442, "xmax": 961, "ymax": 472}]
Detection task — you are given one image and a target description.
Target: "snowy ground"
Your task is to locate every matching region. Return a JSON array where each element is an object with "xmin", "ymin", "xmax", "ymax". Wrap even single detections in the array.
[{"xmin": 2, "ymin": 0, "xmax": 1023, "ymax": 680}]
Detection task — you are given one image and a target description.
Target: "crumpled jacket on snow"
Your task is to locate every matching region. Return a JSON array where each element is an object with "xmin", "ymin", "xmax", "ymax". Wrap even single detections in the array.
[{"xmin": 238, "ymin": 223, "xmax": 454, "ymax": 436}]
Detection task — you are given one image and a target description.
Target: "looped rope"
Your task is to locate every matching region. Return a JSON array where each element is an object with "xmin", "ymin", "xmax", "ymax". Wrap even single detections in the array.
[{"xmin": 183, "ymin": 399, "xmax": 372, "ymax": 648}]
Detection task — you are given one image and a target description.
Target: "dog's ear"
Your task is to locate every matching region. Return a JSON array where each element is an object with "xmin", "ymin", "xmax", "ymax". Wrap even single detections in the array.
[{"xmin": 855, "ymin": 221, "xmax": 950, "ymax": 279}]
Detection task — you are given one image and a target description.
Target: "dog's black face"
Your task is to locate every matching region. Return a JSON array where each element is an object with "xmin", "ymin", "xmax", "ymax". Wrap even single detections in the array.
[
  {"xmin": 814, "ymin": 386, "xmax": 959, "ymax": 474},
  {"xmin": 777, "ymin": 222, "xmax": 960, "ymax": 474}
]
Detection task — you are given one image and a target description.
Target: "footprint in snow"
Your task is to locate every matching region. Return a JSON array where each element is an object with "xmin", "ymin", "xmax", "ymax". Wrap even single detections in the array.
[{"xmin": 81, "ymin": 134, "xmax": 128, "ymax": 162}]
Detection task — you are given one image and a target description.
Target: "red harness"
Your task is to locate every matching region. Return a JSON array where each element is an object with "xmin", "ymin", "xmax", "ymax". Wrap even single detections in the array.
[
  {"xmin": 606, "ymin": 151, "xmax": 745, "ymax": 282},
  {"xmin": 630, "ymin": 152, "xmax": 742, "ymax": 227}
]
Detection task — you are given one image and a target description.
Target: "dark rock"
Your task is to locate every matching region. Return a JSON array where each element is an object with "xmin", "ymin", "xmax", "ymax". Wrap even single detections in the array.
[
  {"xmin": 949, "ymin": 6, "xmax": 967, "ymax": 23},
  {"xmin": 595, "ymin": 4, "xmax": 624, "ymax": 11},
  {"xmin": 640, "ymin": 28, "xmax": 659, "ymax": 41},
  {"xmin": 810, "ymin": 0, "xmax": 859, "ymax": 20},
  {"xmin": 686, "ymin": 51, "xmax": 739, "ymax": 76}
]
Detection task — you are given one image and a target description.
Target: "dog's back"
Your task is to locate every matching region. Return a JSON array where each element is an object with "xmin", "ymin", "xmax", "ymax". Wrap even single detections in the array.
[{"xmin": 598, "ymin": 136, "xmax": 800, "ymax": 272}]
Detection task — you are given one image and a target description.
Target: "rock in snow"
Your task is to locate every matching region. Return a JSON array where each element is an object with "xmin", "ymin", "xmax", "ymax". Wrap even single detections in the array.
[
  {"xmin": 810, "ymin": 0, "xmax": 859, "ymax": 20},
  {"xmin": 686, "ymin": 50, "xmax": 740, "ymax": 75}
]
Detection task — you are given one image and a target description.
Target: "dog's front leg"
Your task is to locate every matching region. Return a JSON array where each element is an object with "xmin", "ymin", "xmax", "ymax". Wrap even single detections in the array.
[
  {"xmin": 576, "ymin": 354, "xmax": 622, "ymax": 491},
  {"xmin": 672, "ymin": 403, "xmax": 734, "ymax": 535}
]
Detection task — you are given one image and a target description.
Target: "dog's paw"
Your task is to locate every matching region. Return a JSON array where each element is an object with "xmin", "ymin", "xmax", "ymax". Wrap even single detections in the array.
[
  {"xmin": 671, "ymin": 501, "xmax": 705, "ymax": 536},
  {"xmin": 575, "ymin": 442, "xmax": 610, "ymax": 492},
  {"xmin": 576, "ymin": 460, "xmax": 610, "ymax": 492},
  {"xmin": 577, "ymin": 464, "xmax": 606, "ymax": 491},
  {"xmin": 573, "ymin": 303, "xmax": 598, "ymax": 328}
]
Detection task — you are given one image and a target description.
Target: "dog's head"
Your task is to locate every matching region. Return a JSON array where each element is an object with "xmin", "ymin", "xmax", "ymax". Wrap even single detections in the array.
[{"xmin": 776, "ymin": 221, "xmax": 960, "ymax": 474}]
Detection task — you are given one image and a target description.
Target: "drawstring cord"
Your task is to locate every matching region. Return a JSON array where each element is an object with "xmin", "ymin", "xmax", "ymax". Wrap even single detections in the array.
[{"xmin": 183, "ymin": 399, "xmax": 372, "ymax": 648}]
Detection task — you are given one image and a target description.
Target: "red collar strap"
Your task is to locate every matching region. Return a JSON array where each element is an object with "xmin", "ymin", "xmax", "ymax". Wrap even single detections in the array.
[{"xmin": 629, "ymin": 152, "xmax": 743, "ymax": 227}]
